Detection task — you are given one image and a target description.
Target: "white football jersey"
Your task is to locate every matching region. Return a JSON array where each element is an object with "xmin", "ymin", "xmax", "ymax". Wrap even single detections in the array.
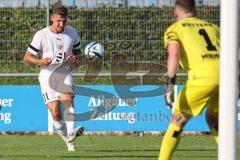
[{"xmin": 27, "ymin": 26, "xmax": 80, "ymax": 71}]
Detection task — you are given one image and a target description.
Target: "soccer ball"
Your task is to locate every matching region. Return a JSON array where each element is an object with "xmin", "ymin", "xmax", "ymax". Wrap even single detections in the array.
[{"xmin": 84, "ymin": 42, "xmax": 104, "ymax": 60}]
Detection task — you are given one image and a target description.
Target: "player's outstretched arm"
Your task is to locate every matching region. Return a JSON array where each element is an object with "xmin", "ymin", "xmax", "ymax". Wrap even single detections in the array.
[
  {"xmin": 165, "ymin": 42, "xmax": 180, "ymax": 108},
  {"xmin": 23, "ymin": 51, "xmax": 52, "ymax": 66}
]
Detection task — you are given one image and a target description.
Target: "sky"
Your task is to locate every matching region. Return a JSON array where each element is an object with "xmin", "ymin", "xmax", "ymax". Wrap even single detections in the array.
[
  {"xmin": 0, "ymin": 0, "xmax": 219, "ymax": 8},
  {"xmin": 66, "ymin": 0, "xmax": 169, "ymax": 7},
  {"xmin": 67, "ymin": 0, "xmax": 219, "ymax": 7}
]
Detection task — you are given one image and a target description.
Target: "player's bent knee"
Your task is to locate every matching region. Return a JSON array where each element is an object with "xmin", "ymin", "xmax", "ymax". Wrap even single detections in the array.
[
  {"xmin": 171, "ymin": 113, "xmax": 190, "ymax": 128},
  {"xmin": 60, "ymin": 93, "xmax": 74, "ymax": 101},
  {"xmin": 60, "ymin": 93, "xmax": 74, "ymax": 105}
]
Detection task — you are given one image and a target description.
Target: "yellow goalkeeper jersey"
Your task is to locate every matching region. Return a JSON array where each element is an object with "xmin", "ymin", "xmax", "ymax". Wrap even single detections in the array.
[{"xmin": 164, "ymin": 17, "xmax": 220, "ymax": 85}]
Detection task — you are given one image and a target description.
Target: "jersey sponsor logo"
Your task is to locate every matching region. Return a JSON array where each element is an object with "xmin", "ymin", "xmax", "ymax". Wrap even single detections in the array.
[
  {"xmin": 201, "ymin": 53, "xmax": 219, "ymax": 60},
  {"xmin": 53, "ymin": 38, "xmax": 65, "ymax": 64},
  {"xmin": 57, "ymin": 44, "xmax": 63, "ymax": 50}
]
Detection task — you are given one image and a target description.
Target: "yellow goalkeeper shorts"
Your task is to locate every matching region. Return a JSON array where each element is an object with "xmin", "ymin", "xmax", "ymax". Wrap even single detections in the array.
[{"xmin": 174, "ymin": 81, "xmax": 219, "ymax": 117}]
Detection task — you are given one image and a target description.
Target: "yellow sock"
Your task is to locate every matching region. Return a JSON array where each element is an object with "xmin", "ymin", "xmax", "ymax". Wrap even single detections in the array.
[
  {"xmin": 159, "ymin": 123, "xmax": 182, "ymax": 160},
  {"xmin": 210, "ymin": 128, "xmax": 218, "ymax": 144}
]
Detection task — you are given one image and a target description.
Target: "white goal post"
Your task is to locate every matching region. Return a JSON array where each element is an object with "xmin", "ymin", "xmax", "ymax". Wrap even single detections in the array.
[{"xmin": 219, "ymin": 0, "xmax": 239, "ymax": 159}]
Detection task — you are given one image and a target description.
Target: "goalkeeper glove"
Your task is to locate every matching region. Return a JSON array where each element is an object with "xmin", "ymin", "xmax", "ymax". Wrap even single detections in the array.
[{"xmin": 165, "ymin": 76, "xmax": 176, "ymax": 109}]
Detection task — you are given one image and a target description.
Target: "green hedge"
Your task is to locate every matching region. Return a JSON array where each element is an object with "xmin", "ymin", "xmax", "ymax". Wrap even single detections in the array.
[
  {"xmin": 0, "ymin": 5, "xmax": 219, "ymax": 76},
  {"xmin": 70, "ymin": 6, "xmax": 219, "ymax": 64}
]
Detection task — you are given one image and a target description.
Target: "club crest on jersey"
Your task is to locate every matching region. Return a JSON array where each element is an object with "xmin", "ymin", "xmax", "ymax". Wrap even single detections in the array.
[{"xmin": 57, "ymin": 44, "xmax": 63, "ymax": 50}]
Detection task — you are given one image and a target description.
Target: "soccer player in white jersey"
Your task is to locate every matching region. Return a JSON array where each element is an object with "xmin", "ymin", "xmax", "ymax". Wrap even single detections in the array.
[{"xmin": 23, "ymin": 5, "xmax": 83, "ymax": 151}]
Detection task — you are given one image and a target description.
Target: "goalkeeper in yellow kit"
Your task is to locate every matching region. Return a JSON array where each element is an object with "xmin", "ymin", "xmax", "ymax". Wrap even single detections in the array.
[{"xmin": 159, "ymin": 0, "xmax": 220, "ymax": 159}]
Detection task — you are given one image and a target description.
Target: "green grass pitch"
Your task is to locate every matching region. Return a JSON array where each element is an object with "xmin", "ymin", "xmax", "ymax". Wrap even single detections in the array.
[{"xmin": 0, "ymin": 134, "xmax": 239, "ymax": 160}]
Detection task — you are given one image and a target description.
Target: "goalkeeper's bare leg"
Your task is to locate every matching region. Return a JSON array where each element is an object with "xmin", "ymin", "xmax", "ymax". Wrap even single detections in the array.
[{"xmin": 206, "ymin": 111, "xmax": 218, "ymax": 144}]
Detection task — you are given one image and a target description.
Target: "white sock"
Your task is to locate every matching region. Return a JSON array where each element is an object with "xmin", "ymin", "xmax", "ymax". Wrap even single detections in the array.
[
  {"xmin": 53, "ymin": 120, "xmax": 67, "ymax": 143},
  {"xmin": 64, "ymin": 107, "xmax": 75, "ymax": 135}
]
